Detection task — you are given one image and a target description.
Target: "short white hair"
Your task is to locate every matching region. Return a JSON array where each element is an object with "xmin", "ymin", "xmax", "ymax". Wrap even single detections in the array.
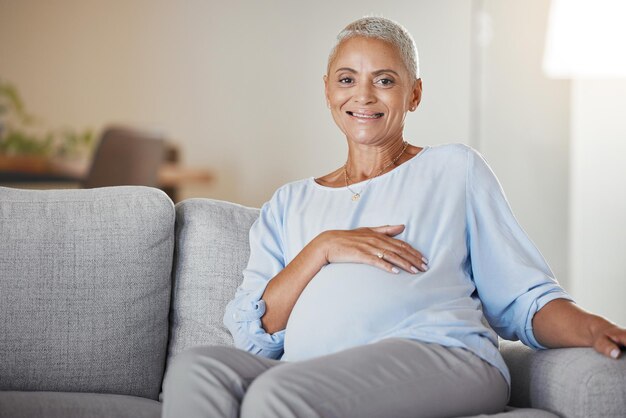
[{"xmin": 327, "ymin": 16, "xmax": 420, "ymax": 79}]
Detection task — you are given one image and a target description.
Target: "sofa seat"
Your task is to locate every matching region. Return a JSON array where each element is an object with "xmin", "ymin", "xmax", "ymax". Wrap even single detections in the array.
[
  {"xmin": 463, "ymin": 407, "xmax": 558, "ymax": 417},
  {"xmin": 0, "ymin": 391, "xmax": 161, "ymax": 418},
  {"xmin": 0, "ymin": 392, "xmax": 556, "ymax": 418}
]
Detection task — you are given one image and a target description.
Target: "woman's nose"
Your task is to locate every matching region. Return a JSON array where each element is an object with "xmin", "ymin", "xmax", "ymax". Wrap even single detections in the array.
[{"xmin": 353, "ymin": 82, "xmax": 376, "ymax": 104}]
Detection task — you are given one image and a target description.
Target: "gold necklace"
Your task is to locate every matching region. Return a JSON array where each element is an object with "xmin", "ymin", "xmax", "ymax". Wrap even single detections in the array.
[{"xmin": 343, "ymin": 141, "xmax": 409, "ymax": 201}]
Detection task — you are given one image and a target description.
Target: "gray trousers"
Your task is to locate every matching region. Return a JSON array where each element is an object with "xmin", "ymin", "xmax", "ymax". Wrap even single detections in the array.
[{"xmin": 161, "ymin": 338, "xmax": 508, "ymax": 418}]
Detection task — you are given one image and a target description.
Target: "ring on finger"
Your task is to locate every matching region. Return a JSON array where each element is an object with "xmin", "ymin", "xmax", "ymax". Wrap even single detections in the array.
[{"xmin": 376, "ymin": 250, "xmax": 386, "ymax": 259}]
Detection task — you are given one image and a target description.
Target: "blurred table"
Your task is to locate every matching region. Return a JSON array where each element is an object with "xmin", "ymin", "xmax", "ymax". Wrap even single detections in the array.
[{"xmin": 0, "ymin": 154, "xmax": 214, "ymax": 202}]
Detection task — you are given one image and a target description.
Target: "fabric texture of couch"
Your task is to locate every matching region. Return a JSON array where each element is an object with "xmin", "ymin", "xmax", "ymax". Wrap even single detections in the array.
[{"xmin": 0, "ymin": 186, "xmax": 624, "ymax": 418}]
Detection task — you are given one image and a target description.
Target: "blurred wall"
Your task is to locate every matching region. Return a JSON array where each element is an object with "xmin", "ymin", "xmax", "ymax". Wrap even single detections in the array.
[
  {"xmin": 1, "ymin": 1, "xmax": 580, "ymax": 300},
  {"xmin": 570, "ymin": 80, "xmax": 626, "ymax": 324}
]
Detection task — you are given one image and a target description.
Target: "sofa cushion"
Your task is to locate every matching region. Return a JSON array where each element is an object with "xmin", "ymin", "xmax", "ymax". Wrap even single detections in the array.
[
  {"xmin": 166, "ymin": 198, "xmax": 258, "ymax": 371},
  {"xmin": 0, "ymin": 186, "xmax": 174, "ymax": 400},
  {"xmin": 0, "ymin": 391, "xmax": 161, "ymax": 418}
]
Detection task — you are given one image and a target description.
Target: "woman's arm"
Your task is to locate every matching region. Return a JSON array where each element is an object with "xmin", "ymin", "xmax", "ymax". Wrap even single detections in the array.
[
  {"xmin": 532, "ymin": 298, "xmax": 626, "ymax": 359},
  {"xmin": 258, "ymin": 238, "xmax": 326, "ymax": 334},
  {"xmin": 260, "ymin": 224, "xmax": 428, "ymax": 334}
]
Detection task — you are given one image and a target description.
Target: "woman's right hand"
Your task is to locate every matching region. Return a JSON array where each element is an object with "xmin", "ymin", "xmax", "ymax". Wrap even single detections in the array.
[{"xmin": 313, "ymin": 225, "xmax": 429, "ymax": 274}]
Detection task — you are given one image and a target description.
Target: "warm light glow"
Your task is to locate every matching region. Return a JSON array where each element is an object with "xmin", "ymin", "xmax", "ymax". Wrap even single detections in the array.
[{"xmin": 544, "ymin": 0, "xmax": 626, "ymax": 78}]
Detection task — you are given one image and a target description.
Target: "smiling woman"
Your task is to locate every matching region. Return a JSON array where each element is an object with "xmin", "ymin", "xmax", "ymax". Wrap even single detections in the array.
[{"xmin": 161, "ymin": 16, "xmax": 626, "ymax": 418}]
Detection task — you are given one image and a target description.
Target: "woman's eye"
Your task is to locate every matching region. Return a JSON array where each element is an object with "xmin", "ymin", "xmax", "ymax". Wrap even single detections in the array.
[
  {"xmin": 376, "ymin": 78, "xmax": 394, "ymax": 86},
  {"xmin": 339, "ymin": 77, "xmax": 353, "ymax": 84}
]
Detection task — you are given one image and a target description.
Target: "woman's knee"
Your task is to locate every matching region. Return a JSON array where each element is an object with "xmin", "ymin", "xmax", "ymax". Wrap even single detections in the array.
[{"xmin": 240, "ymin": 366, "xmax": 318, "ymax": 418}]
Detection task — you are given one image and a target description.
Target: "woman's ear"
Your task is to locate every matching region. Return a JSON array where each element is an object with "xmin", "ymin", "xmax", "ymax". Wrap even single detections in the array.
[
  {"xmin": 409, "ymin": 78, "xmax": 422, "ymax": 111},
  {"xmin": 323, "ymin": 75, "xmax": 330, "ymax": 108}
]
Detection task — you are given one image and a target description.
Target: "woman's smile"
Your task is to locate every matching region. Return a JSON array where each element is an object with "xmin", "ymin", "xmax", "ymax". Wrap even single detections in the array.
[{"xmin": 346, "ymin": 110, "xmax": 385, "ymax": 121}]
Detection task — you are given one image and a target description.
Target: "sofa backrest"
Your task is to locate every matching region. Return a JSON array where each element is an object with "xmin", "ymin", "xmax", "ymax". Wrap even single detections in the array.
[
  {"xmin": 165, "ymin": 198, "xmax": 258, "ymax": 374},
  {"xmin": 0, "ymin": 186, "xmax": 174, "ymax": 401}
]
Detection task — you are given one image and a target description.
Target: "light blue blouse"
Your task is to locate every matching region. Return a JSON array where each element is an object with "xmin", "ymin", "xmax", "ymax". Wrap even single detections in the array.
[{"xmin": 223, "ymin": 143, "xmax": 573, "ymax": 385}]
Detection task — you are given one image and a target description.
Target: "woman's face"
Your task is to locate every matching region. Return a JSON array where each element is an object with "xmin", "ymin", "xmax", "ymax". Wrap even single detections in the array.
[{"xmin": 325, "ymin": 36, "xmax": 422, "ymax": 146}]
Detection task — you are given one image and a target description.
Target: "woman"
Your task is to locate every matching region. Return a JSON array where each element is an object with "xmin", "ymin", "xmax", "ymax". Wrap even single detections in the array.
[{"xmin": 163, "ymin": 17, "xmax": 625, "ymax": 418}]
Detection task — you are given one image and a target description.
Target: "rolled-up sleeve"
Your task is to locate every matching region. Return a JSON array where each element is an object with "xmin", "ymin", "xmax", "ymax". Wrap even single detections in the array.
[
  {"xmin": 465, "ymin": 147, "xmax": 574, "ymax": 349},
  {"xmin": 223, "ymin": 198, "xmax": 286, "ymax": 359}
]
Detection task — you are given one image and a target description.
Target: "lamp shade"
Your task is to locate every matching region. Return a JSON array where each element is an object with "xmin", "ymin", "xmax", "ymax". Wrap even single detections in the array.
[{"xmin": 543, "ymin": 0, "xmax": 626, "ymax": 78}]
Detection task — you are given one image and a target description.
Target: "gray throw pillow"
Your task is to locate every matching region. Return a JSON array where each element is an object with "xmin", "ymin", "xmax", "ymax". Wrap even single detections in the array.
[{"xmin": 165, "ymin": 198, "xmax": 258, "ymax": 371}]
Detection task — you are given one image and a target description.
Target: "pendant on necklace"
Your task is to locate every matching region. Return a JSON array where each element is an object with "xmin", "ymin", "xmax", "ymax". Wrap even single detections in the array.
[{"xmin": 352, "ymin": 193, "xmax": 361, "ymax": 201}]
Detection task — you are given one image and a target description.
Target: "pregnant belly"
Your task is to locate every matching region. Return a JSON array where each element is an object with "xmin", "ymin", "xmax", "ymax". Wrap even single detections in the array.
[{"xmin": 283, "ymin": 263, "xmax": 422, "ymax": 361}]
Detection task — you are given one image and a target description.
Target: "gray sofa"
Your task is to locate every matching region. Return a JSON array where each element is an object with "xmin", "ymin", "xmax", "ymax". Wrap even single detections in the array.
[{"xmin": 0, "ymin": 186, "xmax": 624, "ymax": 418}]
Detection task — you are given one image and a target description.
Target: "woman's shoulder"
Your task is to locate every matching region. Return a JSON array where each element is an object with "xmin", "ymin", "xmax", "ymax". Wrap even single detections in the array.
[
  {"xmin": 411, "ymin": 143, "xmax": 476, "ymax": 170},
  {"xmin": 426, "ymin": 142, "xmax": 475, "ymax": 157},
  {"xmin": 421, "ymin": 143, "xmax": 492, "ymax": 171}
]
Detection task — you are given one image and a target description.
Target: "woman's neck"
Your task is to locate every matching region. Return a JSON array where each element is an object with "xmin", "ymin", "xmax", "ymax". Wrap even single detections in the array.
[{"xmin": 345, "ymin": 138, "xmax": 408, "ymax": 182}]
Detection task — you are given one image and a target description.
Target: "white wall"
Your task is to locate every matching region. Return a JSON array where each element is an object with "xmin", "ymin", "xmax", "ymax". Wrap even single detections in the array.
[
  {"xmin": 570, "ymin": 80, "xmax": 626, "ymax": 324},
  {"xmin": 0, "ymin": 0, "xmax": 471, "ymax": 207}
]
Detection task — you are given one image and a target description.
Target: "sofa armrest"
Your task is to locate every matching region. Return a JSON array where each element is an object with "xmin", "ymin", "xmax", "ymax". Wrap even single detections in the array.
[{"xmin": 500, "ymin": 340, "xmax": 626, "ymax": 418}]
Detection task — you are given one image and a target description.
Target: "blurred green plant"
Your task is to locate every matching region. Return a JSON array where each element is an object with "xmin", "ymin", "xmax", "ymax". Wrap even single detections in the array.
[{"xmin": 0, "ymin": 79, "xmax": 94, "ymax": 158}]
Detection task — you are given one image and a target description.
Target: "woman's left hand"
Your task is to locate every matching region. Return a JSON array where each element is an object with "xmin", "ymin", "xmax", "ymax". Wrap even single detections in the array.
[
  {"xmin": 589, "ymin": 321, "xmax": 626, "ymax": 359},
  {"xmin": 533, "ymin": 299, "xmax": 625, "ymax": 359}
]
